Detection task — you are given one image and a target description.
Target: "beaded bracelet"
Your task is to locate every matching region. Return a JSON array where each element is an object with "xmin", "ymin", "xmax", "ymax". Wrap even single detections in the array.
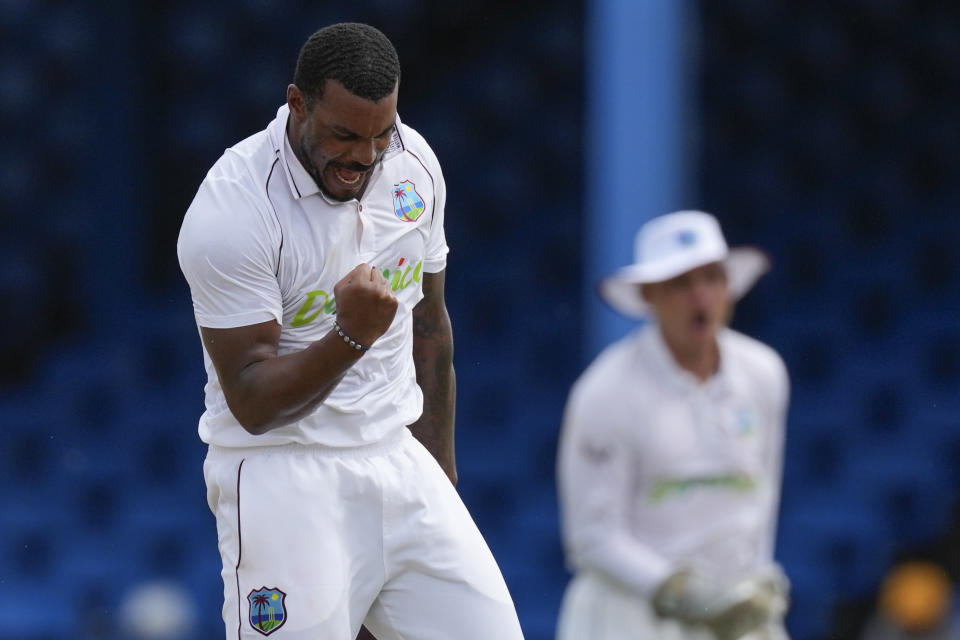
[{"xmin": 334, "ymin": 321, "xmax": 370, "ymax": 352}]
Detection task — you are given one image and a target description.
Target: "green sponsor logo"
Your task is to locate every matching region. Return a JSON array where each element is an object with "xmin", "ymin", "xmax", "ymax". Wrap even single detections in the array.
[
  {"xmin": 290, "ymin": 258, "xmax": 423, "ymax": 328},
  {"xmin": 648, "ymin": 473, "xmax": 757, "ymax": 504},
  {"xmin": 291, "ymin": 289, "xmax": 337, "ymax": 327}
]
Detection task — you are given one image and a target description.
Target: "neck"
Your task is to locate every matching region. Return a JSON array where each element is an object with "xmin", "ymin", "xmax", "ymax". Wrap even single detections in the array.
[{"xmin": 660, "ymin": 329, "xmax": 720, "ymax": 382}]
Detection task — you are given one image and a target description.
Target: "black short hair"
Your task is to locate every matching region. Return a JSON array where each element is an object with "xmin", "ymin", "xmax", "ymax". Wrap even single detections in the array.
[{"xmin": 293, "ymin": 23, "xmax": 400, "ymax": 105}]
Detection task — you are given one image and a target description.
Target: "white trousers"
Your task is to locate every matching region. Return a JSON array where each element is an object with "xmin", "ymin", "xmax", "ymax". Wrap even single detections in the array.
[
  {"xmin": 204, "ymin": 428, "xmax": 525, "ymax": 640},
  {"xmin": 556, "ymin": 571, "xmax": 715, "ymax": 640}
]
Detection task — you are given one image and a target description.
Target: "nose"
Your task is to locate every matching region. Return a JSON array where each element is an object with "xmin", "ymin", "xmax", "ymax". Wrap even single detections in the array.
[
  {"xmin": 349, "ymin": 139, "xmax": 378, "ymax": 168},
  {"xmin": 689, "ymin": 276, "xmax": 715, "ymax": 305}
]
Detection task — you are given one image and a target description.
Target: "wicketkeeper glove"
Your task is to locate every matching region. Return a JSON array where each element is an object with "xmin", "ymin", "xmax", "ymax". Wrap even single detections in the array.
[{"xmin": 652, "ymin": 566, "xmax": 790, "ymax": 640}]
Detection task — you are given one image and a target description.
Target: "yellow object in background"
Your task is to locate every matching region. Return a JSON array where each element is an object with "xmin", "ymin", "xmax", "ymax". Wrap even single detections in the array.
[{"xmin": 879, "ymin": 561, "xmax": 954, "ymax": 632}]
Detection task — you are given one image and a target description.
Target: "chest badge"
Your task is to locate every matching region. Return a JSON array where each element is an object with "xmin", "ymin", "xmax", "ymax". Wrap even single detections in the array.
[
  {"xmin": 392, "ymin": 180, "xmax": 425, "ymax": 222},
  {"xmin": 733, "ymin": 408, "xmax": 757, "ymax": 436}
]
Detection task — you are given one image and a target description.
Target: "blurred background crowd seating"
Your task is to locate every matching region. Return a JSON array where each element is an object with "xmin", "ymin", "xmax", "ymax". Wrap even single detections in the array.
[{"xmin": 1, "ymin": 2, "xmax": 958, "ymax": 639}]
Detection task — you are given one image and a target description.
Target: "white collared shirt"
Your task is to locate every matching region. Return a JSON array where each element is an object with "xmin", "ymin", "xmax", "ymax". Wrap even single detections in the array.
[
  {"xmin": 557, "ymin": 324, "xmax": 789, "ymax": 595},
  {"xmin": 177, "ymin": 104, "xmax": 448, "ymax": 448}
]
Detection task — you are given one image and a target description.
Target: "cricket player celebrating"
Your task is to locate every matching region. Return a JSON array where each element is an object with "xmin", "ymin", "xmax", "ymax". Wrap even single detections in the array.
[
  {"xmin": 177, "ymin": 22, "xmax": 524, "ymax": 640},
  {"xmin": 556, "ymin": 211, "xmax": 791, "ymax": 640}
]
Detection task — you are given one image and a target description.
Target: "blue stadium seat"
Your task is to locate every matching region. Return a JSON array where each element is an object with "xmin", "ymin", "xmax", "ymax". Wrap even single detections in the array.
[
  {"xmin": 840, "ymin": 445, "xmax": 954, "ymax": 548},
  {"xmin": 0, "ymin": 578, "xmax": 72, "ymax": 638},
  {"xmin": 778, "ymin": 503, "xmax": 893, "ymax": 640}
]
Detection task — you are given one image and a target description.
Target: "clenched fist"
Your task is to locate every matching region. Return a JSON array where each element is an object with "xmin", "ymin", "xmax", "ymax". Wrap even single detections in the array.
[{"xmin": 333, "ymin": 264, "xmax": 399, "ymax": 348}]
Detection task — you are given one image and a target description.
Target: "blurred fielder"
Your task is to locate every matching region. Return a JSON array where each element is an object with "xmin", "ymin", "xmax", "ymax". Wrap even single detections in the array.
[{"xmin": 556, "ymin": 211, "xmax": 790, "ymax": 640}]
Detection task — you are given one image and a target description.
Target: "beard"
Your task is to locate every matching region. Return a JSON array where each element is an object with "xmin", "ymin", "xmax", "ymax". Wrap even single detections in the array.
[
  {"xmin": 297, "ymin": 137, "xmax": 343, "ymax": 201},
  {"xmin": 298, "ymin": 136, "xmax": 380, "ymax": 202}
]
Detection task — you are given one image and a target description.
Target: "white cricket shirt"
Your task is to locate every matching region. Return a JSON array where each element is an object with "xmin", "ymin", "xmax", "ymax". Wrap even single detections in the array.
[
  {"xmin": 557, "ymin": 324, "xmax": 789, "ymax": 596},
  {"xmin": 177, "ymin": 104, "xmax": 448, "ymax": 448}
]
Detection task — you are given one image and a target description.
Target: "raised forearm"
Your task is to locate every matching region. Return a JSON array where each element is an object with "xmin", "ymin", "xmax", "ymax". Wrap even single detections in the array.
[
  {"xmin": 203, "ymin": 264, "xmax": 398, "ymax": 435},
  {"xmin": 241, "ymin": 338, "xmax": 365, "ymax": 433},
  {"xmin": 224, "ymin": 331, "xmax": 363, "ymax": 434}
]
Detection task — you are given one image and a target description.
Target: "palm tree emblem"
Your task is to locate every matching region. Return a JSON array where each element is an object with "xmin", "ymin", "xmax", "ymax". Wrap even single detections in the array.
[
  {"xmin": 252, "ymin": 594, "xmax": 269, "ymax": 628},
  {"xmin": 248, "ymin": 587, "xmax": 286, "ymax": 635},
  {"xmin": 392, "ymin": 181, "xmax": 425, "ymax": 221}
]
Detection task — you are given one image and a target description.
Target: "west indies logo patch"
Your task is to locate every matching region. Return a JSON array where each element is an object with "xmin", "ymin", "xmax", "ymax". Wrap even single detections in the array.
[
  {"xmin": 248, "ymin": 587, "xmax": 286, "ymax": 636},
  {"xmin": 392, "ymin": 180, "xmax": 425, "ymax": 221}
]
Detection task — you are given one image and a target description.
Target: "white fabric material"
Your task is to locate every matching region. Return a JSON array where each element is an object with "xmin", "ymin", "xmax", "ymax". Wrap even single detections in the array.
[
  {"xmin": 557, "ymin": 571, "xmax": 714, "ymax": 640},
  {"xmin": 556, "ymin": 324, "xmax": 789, "ymax": 637},
  {"xmin": 204, "ymin": 429, "xmax": 524, "ymax": 640},
  {"xmin": 597, "ymin": 211, "xmax": 770, "ymax": 319},
  {"xmin": 178, "ymin": 104, "xmax": 449, "ymax": 448}
]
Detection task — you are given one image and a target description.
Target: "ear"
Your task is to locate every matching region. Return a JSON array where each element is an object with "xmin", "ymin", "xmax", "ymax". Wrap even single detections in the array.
[{"xmin": 287, "ymin": 84, "xmax": 307, "ymax": 120}]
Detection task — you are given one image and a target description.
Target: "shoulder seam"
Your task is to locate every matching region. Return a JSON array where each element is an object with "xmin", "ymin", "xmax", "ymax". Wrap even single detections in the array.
[
  {"xmin": 403, "ymin": 147, "xmax": 438, "ymax": 225},
  {"xmin": 264, "ymin": 156, "xmax": 285, "ymax": 277}
]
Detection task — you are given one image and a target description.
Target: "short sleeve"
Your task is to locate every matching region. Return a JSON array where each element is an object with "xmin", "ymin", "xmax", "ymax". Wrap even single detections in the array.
[
  {"xmin": 422, "ymin": 153, "xmax": 449, "ymax": 274},
  {"xmin": 177, "ymin": 174, "xmax": 283, "ymax": 328}
]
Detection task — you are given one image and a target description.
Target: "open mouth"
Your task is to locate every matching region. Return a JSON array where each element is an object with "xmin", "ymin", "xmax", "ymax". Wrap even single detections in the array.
[
  {"xmin": 334, "ymin": 167, "xmax": 362, "ymax": 186},
  {"xmin": 691, "ymin": 311, "xmax": 710, "ymax": 331}
]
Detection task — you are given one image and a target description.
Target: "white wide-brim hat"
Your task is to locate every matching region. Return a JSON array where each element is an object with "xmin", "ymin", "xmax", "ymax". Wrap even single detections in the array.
[{"xmin": 598, "ymin": 210, "xmax": 771, "ymax": 319}]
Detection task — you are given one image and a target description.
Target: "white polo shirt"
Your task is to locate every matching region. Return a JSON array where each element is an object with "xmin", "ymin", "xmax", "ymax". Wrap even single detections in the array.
[
  {"xmin": 177, "ymin": 104, "xmax": 448, "ymax": 448},
  {"xmin": 557, "ymin": 324, "xmax": 789, "ymax": 596}
]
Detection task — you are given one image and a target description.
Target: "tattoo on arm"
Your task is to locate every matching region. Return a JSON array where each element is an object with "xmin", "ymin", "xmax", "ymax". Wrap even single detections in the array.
[{"xmin": 410, "ymin": 272, "xmax": 457, "ymax": 484}]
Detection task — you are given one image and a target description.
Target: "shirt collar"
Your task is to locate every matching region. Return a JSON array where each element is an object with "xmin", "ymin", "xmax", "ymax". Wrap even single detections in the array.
[
  {"xmin": 268, "ymin": 103, "xmax": 407, "ymax": 203},
  {"xmin": 267, "ymin": 104, "xmax": 320, "ymax": 200},
  {"xmin": 640, "ymin": 323, "xmax": 732, "ymax": 394}
]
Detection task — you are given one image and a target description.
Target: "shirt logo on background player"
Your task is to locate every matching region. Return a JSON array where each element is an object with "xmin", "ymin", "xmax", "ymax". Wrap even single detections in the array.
[
  {"xmin": 734, "ymin": 408, "xmax": 757, "ymax": 436},
  {"xmin": 392, "ymin": 180, "xmax": 425, "ymax": 221},
  {"xmin": 648, "ymin": 474, "xmax": 758, "ymax": 504},
  {"xmin": 248, "ymin": 587, "xmax": 287, "ymax": 636},
  {"xmin": 580, "ymin": 440, "xmax": 612, "ymax": 464}
]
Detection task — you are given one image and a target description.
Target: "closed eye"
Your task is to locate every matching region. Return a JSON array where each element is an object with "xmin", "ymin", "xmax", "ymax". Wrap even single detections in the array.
[{"xmin": 331, "ymin": 125, "xmax": 394, "ymax": 142}]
